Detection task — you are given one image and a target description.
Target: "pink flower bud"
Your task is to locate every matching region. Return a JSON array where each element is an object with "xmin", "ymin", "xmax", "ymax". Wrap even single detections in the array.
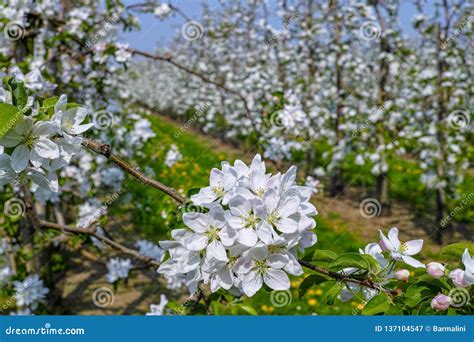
[
  {"xmin": 426, "ymin": 262, "xmax": 445, "ymax": 278},
  {"xmin": 395, "ymin": 269, "xmax": 410, "ymax": 282},
  {"xmin": 449, "ymin": 269, "xmax": 469, "ymax": 288},
  {"xmin": 431, "ymin": 294, "xmax": 450, "ymax": 310}
]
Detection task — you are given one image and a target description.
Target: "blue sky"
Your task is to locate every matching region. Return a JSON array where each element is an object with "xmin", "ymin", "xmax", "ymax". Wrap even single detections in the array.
[{"xmin": 121, "ymin": 0, "xmax": 432, "ymax": 52}]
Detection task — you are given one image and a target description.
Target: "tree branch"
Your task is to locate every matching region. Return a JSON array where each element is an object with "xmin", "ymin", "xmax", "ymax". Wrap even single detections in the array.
[
  {"xmin": 81, "ymin": 137, "xmax": 397, "ymax": 296},
  {"xmin": 81, "ymin": 137, "xmax": 186, "ymax": 204},
  {"xmin": 39, "ymin": 220, "xmax": 161, "ymax": 268},
  {"xmin": 298, "ymin": 259, "xmax": 398, "ymax": 296},
  {"xmin": 126, "ymin": 48, "xmax": 258, "ymax": 129}
]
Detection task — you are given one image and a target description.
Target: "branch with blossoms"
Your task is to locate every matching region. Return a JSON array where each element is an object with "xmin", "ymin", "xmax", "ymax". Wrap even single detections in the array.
[
  {"xmin": 0, "ymin": 77, "xmax": 472, "ymax": 315},
  {"xmin": 126, "ymin": 48, "xmax": 258, "ymax": 129},
  {"xmin": 77, "ymin": 138, "xmax": 397, "ymax": 295}
]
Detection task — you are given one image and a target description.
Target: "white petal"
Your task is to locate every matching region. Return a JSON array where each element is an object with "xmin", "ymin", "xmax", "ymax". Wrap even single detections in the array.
[
  {"xmin": 216, "ymin": 267, "xmax": 233, "ymax": 290},
  {"xmin": 182, "ymin": 232, "xmax": 208, "ymax": 251},
  {"xmin": 0, "ymin": 130, "xmax": 23, "ymax": 147},
  {"xmin": 11, "ymin": 144, "xmax": 30, "ymax": 173},
  {"xmin": 256, "ymin": 221, "xmax": 275, "ymax": 245},
  {"xmin": 242, "ymin": 271, "xmax": 263, "ymax": 297},
  {"xmin": 183, "ymin": 212, "xmax": 208, "ymax": 233},
  {"xmin": 388, "ymin": 227, "xmax": 401, "ymax": 250},
  {"xmin": 249, "ymin": 243, "xmax": 268, "ymax": 261},
  {"xmin": 404, "ymin": 239, "xmax": 423, "ymax": 256},
  {"xmin": 54, "ymin": 94, "xmax": 67, "ymax": 113},
  {"xmin": 219, "ymin": 225, "xmax": 237, "ymax": 246},
  {"xmin": 207, "ymin": 240, "xmax": 228, "ymax": 261},
  {"xmin": 69, "ymin": 123, "xmax": 94, "ymax": 135},
  {"xmin": 276, "ymin": 217, "xmax": 299, "ymax": 233},
  {"xmin": 402, "ymin": 255, "xmax": 425, "ymax": 268},
  {"xmin": 268, "ymin": 253, "xmax": 289, "ymax": 269},
  {"xmin": 34, "ymin": 138, "xmax": 59, "ymax": 159},
  {"xmin": 209, "ymin": 168, "xmax": 223, "ymax": 188},
  {"xmin": 33, "ymin": 121, "xmax": 57, "ymax": 137},
  {"xmin": 238, "ymin": 229, "xmax": 258, "ymax": 247},
  {"xmin": 263, "ymin": 269, "xmax": 290, "ymax": 290},
  {"xmin": 462, "ymin": 249, "xmax": 474, "ymax": 272},
  {"xmin": 278, "ymin": 197, "xmax": 300, "ymax": 217},
  {"xmin": 379, "ymin": 230, "xmax": 394, "ymax": 251}
]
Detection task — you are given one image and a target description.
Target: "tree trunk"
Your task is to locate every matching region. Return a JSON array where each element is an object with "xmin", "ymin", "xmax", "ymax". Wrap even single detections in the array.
[{"xmin": 329, "ymin": 0, "xmax": 345, "ymax": 196}]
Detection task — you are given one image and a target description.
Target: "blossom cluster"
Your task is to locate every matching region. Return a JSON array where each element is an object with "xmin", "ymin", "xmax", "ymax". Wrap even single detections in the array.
[
  {"xmin": 0, "ymin": 95, "xmax": 93, "ymax": 196},
  {"xmin": 158, "ymin": 154, "xmax": 318, "ymax": 296},
  {"xmin": 340, "ymin": 228, "xmax": 424, "ymax": 302},
  {"xmin": 428, "ymin": 249, "xmax": 474, "ymax": 311},
  {"xmin": 12, "ymin": 275, "xmax": 49, "ymax": 313}
]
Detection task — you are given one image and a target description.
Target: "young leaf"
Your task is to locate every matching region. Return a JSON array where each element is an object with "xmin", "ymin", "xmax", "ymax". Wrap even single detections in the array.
[
  {"xmin": 238, "ymin": 304, "xmax": 258, "ymax": 316},
  {"xmin": 441, "ymin": 243, "xmax": 474, "ymax": 259},
  {"xmin": 362, "ymin": 292, "xmax": 390, "ymax": 315},
  {"xmin": 0, "ymin": 103, "xmax": 21, "ymax": 138},
  {"xmin": 330, "ymin": 253, "xmax": 369, "ymax": 271},
  {"xmin": 324, "ymin": 282, "xmax": 344, "ymax": 305},
  {"xmin": 312, "ymin": 249, "xmax": 338, "ymax": 262}
]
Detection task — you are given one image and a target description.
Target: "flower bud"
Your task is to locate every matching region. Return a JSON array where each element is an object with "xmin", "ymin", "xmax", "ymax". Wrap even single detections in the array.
[
  {"xmin": 426, "ymin": 262, "xmax": 445, "ymax": 278},
  {"xmin": 431, "ymin": 294, "xmax": 450, "ymax": 310},
  {"xmin": 395, "ymin": 269, "xmax": 410, "ymax": 282},
  {"xmin": 449, "ymin": 269, "xmax": 469, "ymax": 288}
]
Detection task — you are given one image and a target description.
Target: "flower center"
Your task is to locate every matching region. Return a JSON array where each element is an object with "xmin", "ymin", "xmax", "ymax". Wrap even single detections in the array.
[
  {"xmin": 255, "ymin": 187, "xmax": 265, "ymax": 198},
  {"xmin": 254, "ymin": 259, "xmax": 269, "ymax": 275},
  {"xmin": 400, "ymin": 242, "xmax": 408, "ymax": 253},
  {"xmin": 212, "ymin": 185, "xmax": 225, "ymax": 197},
  {"xmin": 205, "ymin": 225, "xmax": 220, "ymax": 241},
  {"xmin": 23, "ymin": 133, "xmax": 38, "ymax": 149},
  {"xmin": 243, "ymin": 212, "xmax": 259, "ymax": 229},
  {"xmin": 268, "ymin": 211, "xmax": 280, "ymax": 226}
]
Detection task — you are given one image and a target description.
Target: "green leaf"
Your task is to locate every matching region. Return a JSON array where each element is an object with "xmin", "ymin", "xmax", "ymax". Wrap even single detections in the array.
[
  {"xmin": 362, "ymin": 292, "xmax": 390, "ymax": 315},
  {"xmin": 404, "ymin": 285, "xmax": 432, "ymax": 307},
  {"xmin": 330, "ymin": 253, "xmax": 369, "ymax": 271},
  {"xmin": 238, "ymin": 304, "xmax": 258, "ymax": 316},
  {"xmin": 385, "ymin": 305, "xmax": 403, "ymax": 315},
  {"xmin": 312, "ymin": 250, "xmax": 338, "ymax": 262},
  {"xmin": 186, "ymin": 188, "xmax": 201, "ymax": 197},
  {"xmin": 0, "ymin": 103, "xmax": 22, "ymax": 138},
  {"xmin": 42, "ymin": 97, "xmax": 59, "ymax": 116},
  {"xmin": 324, "ymin": 282, "xmax": 344, "ymax": 305},
  {"xmin": 360, "ymin": 254, "xmax": 381, "ymax": 273},
  {"xmin": 441, "ymin": 243, "xmax": 474, "ymax": 259},
  {"xmin": 3, "ymin": 77, "xmax": 27, "ymax": 108},
  {"xmin": 299, "ymin": 274, "xmax": 332, "ymax": 298}
]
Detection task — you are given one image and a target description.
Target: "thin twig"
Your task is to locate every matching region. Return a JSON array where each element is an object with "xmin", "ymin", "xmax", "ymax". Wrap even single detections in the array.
[
  {"xmin": 81, "ymin": 138, "xmax": 186, "ymax": 204},
  {"xmin": 126, "ymin": 48, "xmax": 258, "ymax": 129},
  {"xmin": 39, "ymin": 220, "xmax": 161, "ymax": 268},
  {"xmin": 298, "ymin": 259, "xmax": 398, "ymax": 296},
  {"xmin": 81, "ymin": 137, "xmax": 397, "ymax": 296}
]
